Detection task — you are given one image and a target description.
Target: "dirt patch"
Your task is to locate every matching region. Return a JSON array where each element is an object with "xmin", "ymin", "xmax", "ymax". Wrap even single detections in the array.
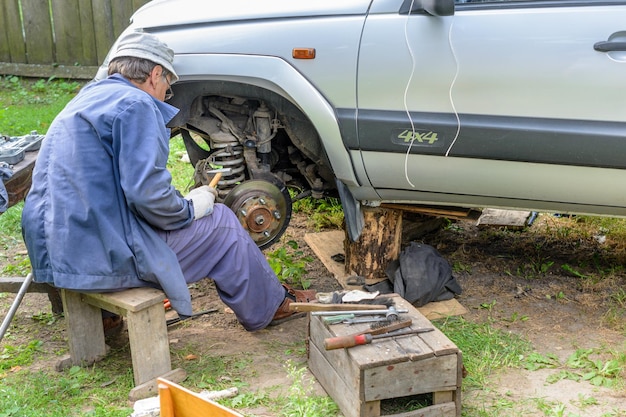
[
  {"xmin": 426, "ymin": 214, "xmax": 626, "ymax": 416},
  {"xmin": 2, "ymin": 212, "xmax": 626, "ymax": 416}
]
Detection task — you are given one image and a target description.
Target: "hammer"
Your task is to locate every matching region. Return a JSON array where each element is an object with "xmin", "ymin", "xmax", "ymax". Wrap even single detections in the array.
[
  {"xmin": 208, "ymin": 171, "xmax": 222, "ymax": 188},
  {"xmin": 324, "ymin": 327, "xmax": 434, "ymax": 350}
]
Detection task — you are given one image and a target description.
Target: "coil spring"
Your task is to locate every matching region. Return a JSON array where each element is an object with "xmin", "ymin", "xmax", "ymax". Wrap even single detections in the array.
[{"xmin": 208, "ymin": 141, "xmax": 246, "ymax": 195}]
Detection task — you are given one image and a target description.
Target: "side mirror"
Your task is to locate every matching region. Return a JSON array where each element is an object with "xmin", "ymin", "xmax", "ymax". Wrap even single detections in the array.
[{"xmin": 400, "ymin": 0, "xmax": 455, "ymax": 16}]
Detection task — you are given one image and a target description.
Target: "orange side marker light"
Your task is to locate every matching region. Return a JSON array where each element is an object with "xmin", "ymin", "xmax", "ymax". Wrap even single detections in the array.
[{"xmin": 293, "ymin": 47, "xmax": 316, "ymax": 59}]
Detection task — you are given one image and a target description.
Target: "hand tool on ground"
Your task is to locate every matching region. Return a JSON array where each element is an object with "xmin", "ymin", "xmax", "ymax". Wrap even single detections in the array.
[
  {"xmin": 311, "ymin": 306, "xmax": 408, "ymax": 316},
  {"xmin": 0, "ymin": 272, "xmax": 33, "ymax": 342},
  {"xmin": 166, "ymin": 308, "xmax": 218, "ymax": 326},
  {"xmin": 289, "ymin": 302, "xmax": 390, "ymax": 312},
  {"xmin": 324, "ymin": 326, "xmax": 434, "ymax": 350}
]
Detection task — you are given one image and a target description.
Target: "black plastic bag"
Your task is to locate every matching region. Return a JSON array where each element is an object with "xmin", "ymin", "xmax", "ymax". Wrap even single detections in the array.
[{"xmin": 366, "ymin": 242, "xmax": 462, "ymax": 307}]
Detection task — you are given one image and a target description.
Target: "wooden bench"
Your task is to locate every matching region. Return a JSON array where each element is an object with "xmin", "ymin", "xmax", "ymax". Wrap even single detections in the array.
[{"xmin": 57, "ymin": 287, "xmax": 186, "ymax": 401}]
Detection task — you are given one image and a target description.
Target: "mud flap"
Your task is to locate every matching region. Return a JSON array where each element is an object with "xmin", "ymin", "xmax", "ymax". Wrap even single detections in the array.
[{"xmin": 336, "ymin": 179, "xmax": 364, "ymax": 242}]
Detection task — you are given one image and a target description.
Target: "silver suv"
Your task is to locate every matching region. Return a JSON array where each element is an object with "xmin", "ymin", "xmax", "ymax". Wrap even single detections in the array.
[{"xmin": 98, "ymin": 0, "xmax": 626, "ymax": 247}]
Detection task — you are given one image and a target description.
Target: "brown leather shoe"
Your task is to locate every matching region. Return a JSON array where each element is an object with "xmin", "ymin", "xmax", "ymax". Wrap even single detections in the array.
[
  {"xmin": 271, "ymin": 298, "xmax": 299, "ymax": 323},
  {"xmin": 282, "ymin": 284, "xmax": 316, "ymax": 303},
  {"xmin": 269, "ymin": 284, "xmax": 317, "ymax": 326}
]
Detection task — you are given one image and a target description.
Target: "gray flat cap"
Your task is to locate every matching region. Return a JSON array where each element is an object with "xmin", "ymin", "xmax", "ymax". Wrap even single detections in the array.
[{"xmin": 110, "ymin": 31, "xmax": 179, "ymax": 82}]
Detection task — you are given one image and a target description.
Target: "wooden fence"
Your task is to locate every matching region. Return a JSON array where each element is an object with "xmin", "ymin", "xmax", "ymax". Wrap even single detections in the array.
[{"xmin": 0, "ymin": 0, "xmax": 150, "ymax": 80}]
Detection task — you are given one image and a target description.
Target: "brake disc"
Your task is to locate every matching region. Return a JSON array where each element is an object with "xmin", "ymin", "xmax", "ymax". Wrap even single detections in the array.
[{"xmin": 223, "ymin": 180, "xmax": 292, "ymax": 249}]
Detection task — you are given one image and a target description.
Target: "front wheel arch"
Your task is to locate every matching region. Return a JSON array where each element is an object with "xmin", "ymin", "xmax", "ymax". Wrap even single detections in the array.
[
  {"xmin": 169, "ymin": 80, "xmax": 333, "ymax": 183},
  {"xmin": 169, "ymin": 80, "xmax": 340, "ymax": 248}
]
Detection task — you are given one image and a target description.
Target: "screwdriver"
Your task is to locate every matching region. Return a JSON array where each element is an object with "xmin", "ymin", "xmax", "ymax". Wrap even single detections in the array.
[{"xmin": 324, "ymin": 327, "xmax": 434, "ymax": 350}]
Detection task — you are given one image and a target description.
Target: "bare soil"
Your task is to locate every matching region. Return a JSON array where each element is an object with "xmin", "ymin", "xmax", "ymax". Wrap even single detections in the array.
[
  {"xmin": 428, "ymin": 214, "xmax": 626, "ymax": 416},
  {"xmin": 2, "ymin": 211, "xmax": 626, "ymax": 416}
]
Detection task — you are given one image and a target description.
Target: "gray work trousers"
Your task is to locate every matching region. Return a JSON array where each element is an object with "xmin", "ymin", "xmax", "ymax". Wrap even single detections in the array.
[{"xmin": 158, "ymin": 204, "xmax": 285, "ymax": 331}]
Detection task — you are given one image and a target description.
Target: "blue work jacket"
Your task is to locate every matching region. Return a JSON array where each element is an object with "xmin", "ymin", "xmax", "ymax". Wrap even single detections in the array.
[{"xmin": 22, "ymin": 74, "xmax": 195, "ymax": 315}]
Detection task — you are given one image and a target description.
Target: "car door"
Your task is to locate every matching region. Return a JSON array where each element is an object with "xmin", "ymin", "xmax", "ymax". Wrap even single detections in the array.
[{"xmin": 355, "ymin": 0, "xmax": 626, "ymax": 215}]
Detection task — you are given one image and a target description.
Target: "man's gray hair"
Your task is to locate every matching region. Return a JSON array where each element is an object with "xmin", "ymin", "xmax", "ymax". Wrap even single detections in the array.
[{"xmin": 108, "ymin": 56, "xmax": 171, "ymax": 83}]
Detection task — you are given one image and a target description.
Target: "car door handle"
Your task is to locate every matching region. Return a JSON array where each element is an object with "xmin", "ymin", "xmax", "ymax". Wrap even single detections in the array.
[{"xmin": 594, "ymin": 41, "xmax": 626, "ymax": 52}]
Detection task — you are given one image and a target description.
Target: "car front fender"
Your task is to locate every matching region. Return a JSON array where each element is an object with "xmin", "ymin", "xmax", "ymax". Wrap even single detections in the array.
[{"xmin": 171, "ymin": 53, "xmax": 361, "ymax": 189}]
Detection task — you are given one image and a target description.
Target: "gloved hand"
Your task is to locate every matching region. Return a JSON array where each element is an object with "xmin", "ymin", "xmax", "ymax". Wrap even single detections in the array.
[{"xmin": 185, "ymin": 185, "xmax": 217, "ymax": 220}]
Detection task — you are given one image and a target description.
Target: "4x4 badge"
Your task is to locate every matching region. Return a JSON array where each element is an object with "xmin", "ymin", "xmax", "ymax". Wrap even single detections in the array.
[{"xmin": 393, "ymin": 129, "xmax": 440, "ymax": 146}]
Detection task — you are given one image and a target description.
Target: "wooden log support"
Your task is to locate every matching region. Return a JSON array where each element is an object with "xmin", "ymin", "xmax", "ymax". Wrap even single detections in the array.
[{"xmin": 344, "ymin": 206, "xmax": 403, "ymax": 283}]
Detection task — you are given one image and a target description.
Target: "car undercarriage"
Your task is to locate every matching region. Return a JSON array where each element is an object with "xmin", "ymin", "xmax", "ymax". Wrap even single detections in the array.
[{"xmin": 177, "ymin": 92, "xmax": 336, "ymax": 248}]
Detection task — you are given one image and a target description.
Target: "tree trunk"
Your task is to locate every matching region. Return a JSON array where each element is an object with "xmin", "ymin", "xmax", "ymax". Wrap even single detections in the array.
[{"xmin": 344, "ymin": 206, "xmax": 403, "ymax": 283}]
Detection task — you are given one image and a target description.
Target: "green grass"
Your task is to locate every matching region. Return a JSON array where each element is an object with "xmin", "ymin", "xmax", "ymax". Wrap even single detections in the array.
[
  {"xmin": 436, "ymin": 316, "xmax": 533, "ymax": 389},
  {"xmin": 0, "ymin": 76, "xmax": 81, "ymax": 135},
  {"xmin": 272, "ymin": 361, "xmax": 340, "ymax": 417},
  {"xmin": 554, "ymin": 347, "xmax": 626, "ymax": 388},
  {"xmin": 167, "ymin": 135, "xmax": 196, "ymax": 193},
  {"xmin": 0, "ymin": 203, "xmax": 30, "ymax": 275},
  {"xmin": 171, "ymin": 346, "xmax": 254, "ymax": 391},
  {"xmin": 0, "ymin": 340, "xmax": 43, "ymax": 371},
  {"xmin": 267, "ymin": 240, "xmax": 314, "ymax": 289},
  {"xmin": 0, "ymin": 203, "xmax": 25, "ymax": 265},
  {"xmin": 0, "ymin": 365, "xmax": 134, "ymax": 417},
  {"xmin": 291, "ymin": 194, "xmax": 344, "ymax": 231},
  {"xmin": 0, "ymin": 76, "xmax": 80, "ymax": 275},
  {"xmin": 438, "ymin": 314, "xmax": 626, "ymax": 417}
]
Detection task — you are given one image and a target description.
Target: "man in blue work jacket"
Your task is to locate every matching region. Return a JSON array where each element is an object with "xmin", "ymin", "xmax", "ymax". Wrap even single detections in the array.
[{"xmin": 21, "ymin": 32, "xmax": 312, "ymax": 331}]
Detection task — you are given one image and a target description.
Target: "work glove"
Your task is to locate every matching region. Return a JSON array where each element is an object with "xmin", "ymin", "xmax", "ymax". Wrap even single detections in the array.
[{"xmin": 185, "ymin": 185, "xmax": 217, "ymax": 220}]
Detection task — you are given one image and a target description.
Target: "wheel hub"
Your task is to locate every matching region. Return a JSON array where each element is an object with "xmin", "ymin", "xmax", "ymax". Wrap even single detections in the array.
[{"xmin": 224, "ymin": 180, "xmax": 291, "ymax": 249}]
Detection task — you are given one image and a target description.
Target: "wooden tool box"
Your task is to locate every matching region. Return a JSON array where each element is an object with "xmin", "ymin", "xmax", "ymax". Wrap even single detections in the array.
[{"xmin": 308, "ymin": 294, "xmax": 462, "ymax": 417}]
